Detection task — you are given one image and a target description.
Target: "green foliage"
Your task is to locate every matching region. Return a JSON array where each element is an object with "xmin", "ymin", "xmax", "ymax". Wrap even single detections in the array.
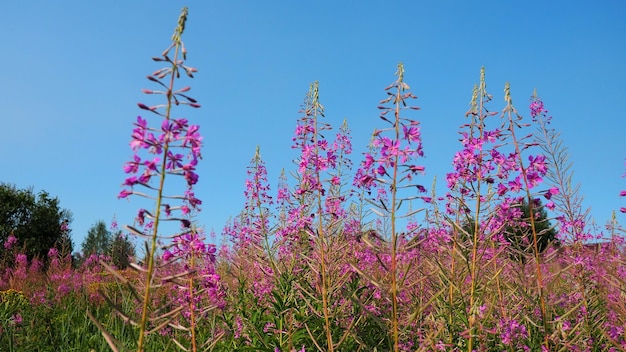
[
  {"xmin": 0, "ymin": 183, "xmax": 73, "ymax": 261},
  {"xmin": 504, "ymin": 199, "xmax": 559, "ymax": 259},
  {"xmin": 109, "ymin": 233, "xmax": 136, "ymax": 269},
  {"xmin": 456, "ymin": 199, "xmax": 558, "ymax": 262},
  {"xmin": 80, "ymin": 221, "xmax": 136, "ymax": 269},
  {"xmin": 82, "ymin": 220, "xmax": 112, "ymax": 257},
  {"xmin": 220, "ymin": 270, "xmax": 310, "ymax": 351},
  {"xmin": 0, "ymin": 286, "xmax": 180, "ymax": 351}
]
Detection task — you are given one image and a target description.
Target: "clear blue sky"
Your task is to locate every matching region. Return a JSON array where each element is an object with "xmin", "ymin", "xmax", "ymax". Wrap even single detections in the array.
[{"xmin": 1, "ymin": 1, "xmax": 625, "ymax": 250}]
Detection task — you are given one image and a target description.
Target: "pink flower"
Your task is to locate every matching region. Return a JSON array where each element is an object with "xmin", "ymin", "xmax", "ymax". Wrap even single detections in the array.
[
  {"xmin": 4, "ymin": 234, "xmax": 17, "ymax": 249},
  {"xmin": 497, "ymin": 183, "xmax": 509, "ymax": 196},
  {"xmin": 544, "ymin": 187, "xmax": 560, "ymax": 199},
  {"xmin": 118, "ymin": 189, "xmax": 132, "ymax": 198},
  {"xmin": 403, "ymin": 125, "xmax": 420, "ymax": 143},
  {"xmin": 530, "ymin": 100, "xmax": 544, "ymax": 118},
  {"xmin": 528, "ymin": 155, "xmax": 547, "ymax": 175},
  {"xmin": 11, "ymin": 313, "xmax": 22, "ymax": 325},
  {"xmin": 508, "ymin": 178, "xmax": 522, "ymax": 193},
  {"xmin": 162, "ymin": 250, "xmax": 173, "ymax": 262},
  {"xmin": 130, "ymin": 116, "xmax": 149, "ymax": 150}
]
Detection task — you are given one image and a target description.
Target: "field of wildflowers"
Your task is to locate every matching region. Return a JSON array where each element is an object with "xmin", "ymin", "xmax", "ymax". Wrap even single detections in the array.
[{"xmin": 1, "ymin": 8, "xmax": 625, "ymax": 352}]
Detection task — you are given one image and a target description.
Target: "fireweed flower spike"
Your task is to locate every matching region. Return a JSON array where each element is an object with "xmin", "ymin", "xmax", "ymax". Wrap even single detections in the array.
[
  {"xmin": 354, "ymin": 63, "xmax": 426, "ymax": 352},
  {"xmin": 224, "ymin": 147, "xmax": 277, "ymax": 305},
  {"xmin": 240, "ymin": 147, "xmax": 274, "ymax": 257},
  {"xmin": 442, "ymin": 70, "xmax": 553, "ymax": 351},
  {"xmin": 531, "ymin": 90, "xmax": 591, "ymax": 242},
  {"xmin": 502, "ymin": 82, "xmax": 552, "ymax": 348},
  {"xmin": 288, "ymin": 81, "xmax": 339, "ymax": 351},
  {"xmin": 90, "ymin": 8, "xmax": 215, "ymax": 352},
  {"xmin": 273, "ymin": 81, "xmax": 355, "ymax": 351}
]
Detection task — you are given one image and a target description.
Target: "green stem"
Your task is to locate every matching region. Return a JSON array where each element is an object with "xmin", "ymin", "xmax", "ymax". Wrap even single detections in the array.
[
  {"xmin": 467, "ymin": 69, "xmax": 488, "ymax": 352},
  {"xmin": 136, "ymin": 36, "xmax": 181, "ymax": 352},
  {"xmin": 311, "ymin": 83, "xmax": 334, "ymax": 352},
  {"xmin": 389, "ymin": 68, "xmax": 403, "ymax": 352},
  {"xmin": 506, "ymin": 107, "xmax": 549, "ymax": 349},
  {"xmin": 188, "ymin": 247, "xmax": 198, "ymax": 352}
]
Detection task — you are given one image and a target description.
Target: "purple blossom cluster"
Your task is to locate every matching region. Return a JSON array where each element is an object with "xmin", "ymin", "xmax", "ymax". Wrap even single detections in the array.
[
  {"xmin": 443, "ymin": 82, "xmax": 557, "ymax": 250},
  {"xmin": 324, "ymin": 122, "xmax": 353, "ymax": 220},
  {"xmin": 237, "ymin": 148, "xmax": 273, "ymax": 249},
  {"xmin": 446, "ymin": 125, "xmax": 549, "ymax": 204},
  {"xmin": 530, "ymin": 94, "xmax": 596, "ymax": 243},
  {"xmin": 3, "ymin": 234, "xmax": 17, "ymax": 250},
  {"xmin": 275, "ymin": 82, "xmax": 353, "ymax": 250},
  {"xmin": 354, "ymin": 64, "xmax": 427, "ymax": 206},
  {"xmin": 1, "ymin": 243, "xmax": 109, "ymax": 306},
  {"xmin": 118, "ymin": 53, "xmax": 203, "ymax": 232},
  {"xmin": 221, "ymin": 148, "xmax": 278, "ymax": 303},
  {"xmin": 163, "ymin": 230, "xmax": 215, "ymax": 265},
  {"xmin": 161, "ymin": 229, "xmax": 225, "ymax": 316},
  {"xmin": 291, "ymin": 105, "xmax": 335, "ymax": 195},
  {"xmin": 499, "ymin": 318, "xmax": 529, "ymax": 347}
]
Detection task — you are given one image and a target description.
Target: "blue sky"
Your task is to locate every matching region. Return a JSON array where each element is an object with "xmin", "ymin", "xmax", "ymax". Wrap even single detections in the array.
[{"xmin": 1, "ymin": 1, "xmax": 625, "ymax": 251}]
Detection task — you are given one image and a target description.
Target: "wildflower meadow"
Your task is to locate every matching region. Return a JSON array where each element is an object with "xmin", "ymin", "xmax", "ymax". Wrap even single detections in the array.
[{"xmin": 1, "ymin": 7, "xmax": 626, "ymax": 352}]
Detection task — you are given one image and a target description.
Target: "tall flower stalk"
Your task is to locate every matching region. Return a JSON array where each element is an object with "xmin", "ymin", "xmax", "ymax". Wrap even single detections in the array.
[
  {"xmin": 445, "ymin": 68, "xmax": 494, "ymax": 351},
  {"xmin": 531, "ymin": 91, "xmax": 590, "ymax": 243},
  {"xmin": 274, "ymin": 81, "xmax": 354, "ymax": 351},
  {"xmin": 354, "ymin": 63, "xmax": 426, "ymax": 352},
  {"xmin": 444, "ymin": 69, "xmax": 552, "ymax": 351},
  {"xmin": 502, "ymin": 83, "xmax": 549, "ymax": 348},
  {"xmin": 90, "ymin": 7, "xmax": 208, "ymax": 352},
  {"xmin": 240, "ymin": 146, "xmax": 275, "ymax": 269},
  {"xmin": 292, "ymin": 82, "xmax": 335, "ymax": 351}
]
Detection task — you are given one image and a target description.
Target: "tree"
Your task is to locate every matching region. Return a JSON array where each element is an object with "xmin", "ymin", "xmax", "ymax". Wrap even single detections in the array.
[
  {"xmin": 504, "ymin": 198, "xmax": 559, "ymax": 259},
  {"xmin": 81, "ymin": 220, "xmax": 136, "ymax": 269},
  {"xmin": 0, "ymin": 183, "xmax": 73, "ymax": 261},
  {"xmin": 109, "ymin": 232, "xmax": 136, "ymax": 269},
  {"xmin": 449, "ymin": 199, "xmax": 558, "ymax": 262},
  {"xmin": 81, "ymin": 220, "xmax": 112, "ymax": 257}
]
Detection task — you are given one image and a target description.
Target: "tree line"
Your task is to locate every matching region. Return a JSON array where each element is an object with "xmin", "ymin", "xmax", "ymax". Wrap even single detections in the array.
[
  {"xmin": 1, "ymin": 183, "xmax": 555, "ymax": 268},
  {"xmin": 0, "ymin": 183, "xmax": 135, "ymax": 268}
]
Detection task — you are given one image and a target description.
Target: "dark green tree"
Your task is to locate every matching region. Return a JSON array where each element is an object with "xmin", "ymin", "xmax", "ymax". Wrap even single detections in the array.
[
  {"xmin": 109, "ymin": 232, "xmax": 136, "ymax": 269},
  {"xmin": 80, "ymin": 220, "xmax": 136, "ymax": 269},
  {"xmin": 449, "ymin": 199, "xmax": 558, "ymax": 262},
  {"xmin": 81, "ymin": 220, "xmax": 112, "ymax": 257},
  {"xmin": 504, "ymin": 198, "xmax": 559, "ymax": 259},
  {"xmin": 0, "ymin": 183, "xmax": 73, "ymax": 261}
]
